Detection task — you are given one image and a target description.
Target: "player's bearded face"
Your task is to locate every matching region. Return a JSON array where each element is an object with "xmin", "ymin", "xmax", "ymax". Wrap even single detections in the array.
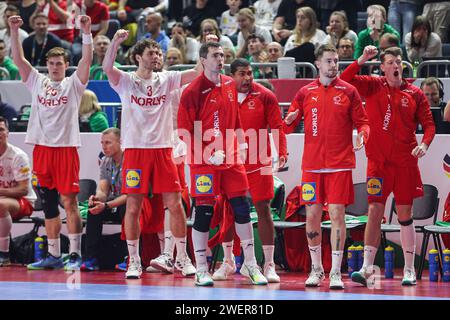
[
  {"xmin": 140, "ymin": 47, "xmax": 160, "ymax": 71},
  {"xmin": 317, "ymin": 52, "xmax": 338, "ymax": 79}
]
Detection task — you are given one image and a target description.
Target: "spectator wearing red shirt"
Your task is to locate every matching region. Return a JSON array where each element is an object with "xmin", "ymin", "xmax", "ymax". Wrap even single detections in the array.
[{"xmin": 72, "ymin": 0, "xmax": 110, "ymax": 64}]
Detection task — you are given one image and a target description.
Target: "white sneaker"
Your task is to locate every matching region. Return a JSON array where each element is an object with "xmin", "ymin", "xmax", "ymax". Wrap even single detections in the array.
[
  {"xmin": 145, "ymin": 265, "xmax": 161, "ymax": 273},
  {"xmin": 240, "ymin": 263, "xmax": 268, "ymax": 285},
  {"xmin": 150, "ymin": 253, "xmax": 174, "ymax": 273},
  {"xmin": 329, "ymin": 271, "xmax": 345, "ymax": 289},
  {"xmin": 194, "ymin": 271, "xmax": 214, "ymax": 286},
  {"xmin": 264, "ymin": 262, "xmax": 280, "ymax": 283},
  {"xmin": 351, "ymin": 266, "xmax": 369, "ymax": 286},
  {"xmin": 125, "ymin": 256, "xmax": 142, "ymax": 279},
  {"xmin": 175, "ymin": 255, "xmax": 196, "ymax": 276},
  {"xmin": 305, "ymin": 266, "xmax": 325, "ymax": 287},
  {"xmin": 402, "ymin": 267, "xmax": 417, "ymax": 286},
  {"xmin": 212, "ymin": 260, "xmax": 236, "ymax": 281}
]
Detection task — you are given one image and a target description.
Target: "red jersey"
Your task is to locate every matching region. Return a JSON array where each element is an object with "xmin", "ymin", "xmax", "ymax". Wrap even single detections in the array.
[
  {"xmin": 45, "ymin": 1, "xmax": 74, "ymax": 43},
  {"xmin": 284, "ymin": 77, "xmax": 370, "ymax": 171},
  {"xmin": 239, "ymin": 82, "xmax": 287, "ymax": 172},
  {"xmin": 178, "ymin": 73, "xmax": 243, "ymax": 169},
  {"xmin": 73, "ymin": 0, "xmax": 110, "ymax": 38},
  {"xmin": 340, "ymin": 60, "xmax": 435, "ymax": 167}
]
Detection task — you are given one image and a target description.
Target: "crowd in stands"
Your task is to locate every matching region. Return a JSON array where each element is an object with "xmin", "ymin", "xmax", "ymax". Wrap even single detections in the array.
[{"xmin": 0, "ymin": 0, "xmax": 449, "ymax": 132}]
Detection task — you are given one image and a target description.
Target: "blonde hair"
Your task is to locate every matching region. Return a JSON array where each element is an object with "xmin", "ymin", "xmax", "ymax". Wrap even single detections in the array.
[
  {"xmin": 79, "ymin": 90, "xmax": 101, "ymax": 116},
  {"xmin": 199, "ymin": 19, "xmax": 222, "ymax": 42},
  {"xmin": 330, "ymin": 11, "xmax": 350, "ymax": 37},
  {"xmin": 237, "ymin": 7, "xmax": 256, "ymax": 26},
  {"xmin": 166, "ymin": 47, "xmax": 185, "ymax": 65},
  {"xmin": 294, "ymin": 7, "xmax": 318, "ymax": 46}
]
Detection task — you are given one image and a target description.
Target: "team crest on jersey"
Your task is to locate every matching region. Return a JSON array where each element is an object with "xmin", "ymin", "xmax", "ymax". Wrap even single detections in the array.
[
  {"xmin": 126, "ymin": 169, "xmax": 141, "ymax": 188},
  {"xmin": 248, "ymin": 100, "xmax": 256, "ymax": 109},
  {"xmin": 333, "ymin": 95, "xmax": 343, "ymax": 105},
  {"xmin": 302, "ymin": 182, "xmax": 316, "ymax": 202},
  {"xmin": 195, "ymin": 175, "xmax": 213, "ymax": 194},
  {"xmin": 367, "ymin": 177, "xmax": 383, "ymax": 196},
  {"xmin": 227, "ymin": 91, "xmax": 235, "ymax": 102},
  {"xmin": 401, "ymin": 97, "xmax": 409, "ymax": 108}
]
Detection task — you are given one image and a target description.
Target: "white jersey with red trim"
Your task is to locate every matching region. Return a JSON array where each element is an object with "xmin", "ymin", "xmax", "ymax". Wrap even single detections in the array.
[
  {"xmin": 111, "ymin": 70, "xmax": 182, "ymax": 149},
  {"xmin": 24, "ymin": 68, "xmax": 86, "ymax": 147},
  {"xmin": 0, "ymin": 144, "xmax": 37, "ymax": 204}
]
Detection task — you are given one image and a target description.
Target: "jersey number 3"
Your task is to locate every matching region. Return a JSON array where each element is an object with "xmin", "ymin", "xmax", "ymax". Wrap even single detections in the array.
[{"xmin": 146, "ymin": 86, "xmax": 153, "ymax": 96}]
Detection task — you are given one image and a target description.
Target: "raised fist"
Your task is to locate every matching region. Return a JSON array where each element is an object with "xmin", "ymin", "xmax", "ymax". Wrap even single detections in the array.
[
  {"xmin": 8, "ymin": 16, "xmax": 23, "ymax": 31},
  {"xmin": 114, "ymin": 29, "xmax": 129, "ymax": 44},
  {"xmin": 79, "ymin": 15, "xmax": 91, "ymax": 34}
]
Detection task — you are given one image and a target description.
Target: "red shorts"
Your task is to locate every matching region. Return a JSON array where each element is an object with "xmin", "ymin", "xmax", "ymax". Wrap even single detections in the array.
[
  {"xmin": 176, "ymin": 162, "xmax": 187, "ymax": 189},
  {"xmin": 190, "ymin": 164, "xmax": 249, "ymax": 201},
  {"xmin": 366, "ymin": 160, "xmax": 423, "ymax": 205},
  {"xmin": 300, "ymin": 171, "xmax": 354, "ymax": 205},
  {"xmin": 33, "ymin": 145, "xmax": 80, "ymax": 194},
  {"xmin": 247, "ymin": 168, "xmax": 274, "ymax": 202},
  {"xmin": 13, "ymin": 197, "xmax": 34, "ymax": 220},
  {"xmin": 122, "ymin": 148, "xmax": 182, "ymax": 194}
]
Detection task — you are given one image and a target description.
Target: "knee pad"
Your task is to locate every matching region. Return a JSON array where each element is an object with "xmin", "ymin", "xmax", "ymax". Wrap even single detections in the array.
[
  {"xmin": 398, "ymin": 218, "xmax": 414, "ymax": 226},
  {"xmin": 193, "ymin": 205, "xmax": 214, "ymax": 232},
  {"xmin": 38, "ymin": 187, "xmax": 60, "ymax": 219},
  {"xmin": 229, "ymin": 196, "xmax": 251, "ymax": 224}
]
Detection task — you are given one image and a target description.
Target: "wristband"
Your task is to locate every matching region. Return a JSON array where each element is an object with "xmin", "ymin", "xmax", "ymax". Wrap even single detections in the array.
[
  {"xmin": 82, "ymin": 33, "xmax": 93, "ymax": 45},
  {"xmin": 104, "ymin": 202, "xmax": 110, "ymax": 210}
]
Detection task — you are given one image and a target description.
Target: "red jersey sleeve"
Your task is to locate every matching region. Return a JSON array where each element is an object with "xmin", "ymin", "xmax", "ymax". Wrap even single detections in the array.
[
  {"xmin": 283, "ymin": 89, "xmax": 305, "ymax": 134},
  {"xmin": 177, "ymin": 88, "xmax": 196, "ymax": 153},
  {"xmin": 415, "ymin": 89, "xmax": 436, "ymax": 147},
  {"xmin": 264, "ymin": 90, "xmax": 288, "ymax": 158},
  {"xmin": 349, "ymin": 86, "xmax": 370, "ymax": 142},
  {"xmin": 340, "ymin": 60, "xmax": 376, "ymax": 97}
]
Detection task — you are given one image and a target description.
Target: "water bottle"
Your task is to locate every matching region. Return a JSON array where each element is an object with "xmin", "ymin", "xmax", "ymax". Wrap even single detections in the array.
[
  {"xmin": 347, "ymin": 245, "xmax": 357, "ymax": 276},
  {"xmin": 34, "ymin": 237, "xmax": 45, "ymax": 262},
  {"xmin": 384, "ymin": 246, "xmax": 394, "ymax": 279},
  {"xmin": 442, "ymin": 249, "xmax": 450, "ymax": 282},
  {"xmin": 356, "ymin": 245, "xmax": 364, "ymax": 270},
  {"xmin": 235, "ymin": 255, "xmax": 242, "ymax": 273},
  {"xmin": 429, "ymin": 249, "xmax": 439, "ymax": 282}
]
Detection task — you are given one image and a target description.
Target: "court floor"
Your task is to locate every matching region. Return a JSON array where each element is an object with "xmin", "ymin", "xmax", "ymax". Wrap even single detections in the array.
[{"xmin": 0, "ymin": 265, "xmax": 449, "ymax": 300}]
